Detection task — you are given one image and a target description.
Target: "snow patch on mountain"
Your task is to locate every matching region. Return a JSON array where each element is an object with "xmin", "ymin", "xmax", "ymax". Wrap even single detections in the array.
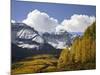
[{"xmin": 18, "ymin": 44, "xmax": 39, "ymax": 49}]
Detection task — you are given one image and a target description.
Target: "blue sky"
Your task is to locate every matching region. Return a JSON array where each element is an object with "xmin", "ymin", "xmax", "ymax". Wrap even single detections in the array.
[{"xmin": 11, "ymin": 0, "xmax": 96, "ymax": 23}]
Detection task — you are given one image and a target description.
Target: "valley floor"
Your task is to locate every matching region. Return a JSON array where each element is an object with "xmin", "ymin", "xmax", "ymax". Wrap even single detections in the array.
[{"xmin": 11, "ymin": 54, "xmax": 96, "ymax": 75}]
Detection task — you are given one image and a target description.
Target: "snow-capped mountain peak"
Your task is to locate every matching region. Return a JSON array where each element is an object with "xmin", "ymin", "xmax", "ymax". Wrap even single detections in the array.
[
  {"xmin": 11, "ymin": 22, "xmax": 82, "ymax": 49},
  {"xmin": 12, "ymin": 23, "xmax": 45, "ymax": 49}
]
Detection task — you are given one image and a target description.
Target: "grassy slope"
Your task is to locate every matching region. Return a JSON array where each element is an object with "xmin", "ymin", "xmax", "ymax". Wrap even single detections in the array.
[
  {"xmin": 11, "ymin": 54, "xmax": 58, "ymax": 75},
  {"xmin": 12, "ymin": 54, "xmax": 95, "ymax": 75}
]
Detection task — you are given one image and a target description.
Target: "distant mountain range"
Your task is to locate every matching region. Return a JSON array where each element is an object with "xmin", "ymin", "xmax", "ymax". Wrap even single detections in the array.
[
  {"xmin": 11, "ymin": 23, "xmax": 83, "ymax": 49},
  {"xmin": 11, "ymin": 22, "xmax": 83, "ymax": 62}
]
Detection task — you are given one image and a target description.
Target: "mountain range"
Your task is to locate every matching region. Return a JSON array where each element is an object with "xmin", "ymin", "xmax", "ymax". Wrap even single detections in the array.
[
  {"xmin": 11, "ymin": 23, "xmax": 82, "ymax": 49},
  {"xmin": 11, "ymin": 22, "xmax": 83, "ymax": 62}
]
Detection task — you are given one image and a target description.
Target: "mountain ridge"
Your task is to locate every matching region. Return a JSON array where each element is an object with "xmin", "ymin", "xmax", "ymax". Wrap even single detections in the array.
[{"xmin": 11, "ymin": 22, "xmax": 82, "ymax": 49}]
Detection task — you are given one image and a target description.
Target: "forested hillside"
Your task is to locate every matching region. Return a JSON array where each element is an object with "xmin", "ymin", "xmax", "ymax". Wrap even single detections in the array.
[{"xmin": 58, "ymin": 22, "xmax": 96, "ymax": 70}]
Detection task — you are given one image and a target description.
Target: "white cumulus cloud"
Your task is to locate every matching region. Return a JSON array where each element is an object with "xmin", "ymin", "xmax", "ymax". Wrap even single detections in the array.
[
  {"xmin": 22, "ymin": 11, "xmax": 95, "ymax": 33},
  {"xmin": 56, "ymin": 14, "xmax": 95, "ymax": 32},
  {"xmin": 22, "ymin": 9, "xmax": 59, "ymax": 33}
]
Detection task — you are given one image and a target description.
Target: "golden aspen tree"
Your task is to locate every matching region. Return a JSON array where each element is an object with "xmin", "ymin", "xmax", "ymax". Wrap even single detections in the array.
[{"xmin": 57, "ymin": 48, "xmax": 70, "ymax": 69}]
